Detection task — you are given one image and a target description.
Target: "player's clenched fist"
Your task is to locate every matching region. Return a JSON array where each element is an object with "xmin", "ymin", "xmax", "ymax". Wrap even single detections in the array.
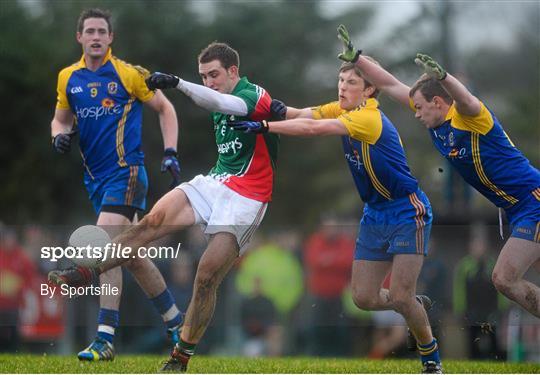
[
  {"xmin": 146, "ymin": 72, "xmax": 180, "ymax": 90},
  {"xmin": 161, "ymin": 148, "xmax": 181, "ymax": 189},
  {"xmin": 52, "ymin": 129, "xmax": 78, "ymax": 154},
  {"xmin": 270, "ymin": 99, "xmax": 287, "ymax": 121}
]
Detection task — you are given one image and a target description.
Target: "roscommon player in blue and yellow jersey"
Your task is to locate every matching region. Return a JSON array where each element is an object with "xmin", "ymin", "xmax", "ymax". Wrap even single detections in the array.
[
  {"xmin": 49, "ymin": 9, "xmax": 183, "ymax": 361},
  {"xmin": 227, "ymin": 60, "xmax": 442, "ymax": 373},
  {"xmin": 336, "ymin": 25, "xmax": 540, "ymax": 319}
]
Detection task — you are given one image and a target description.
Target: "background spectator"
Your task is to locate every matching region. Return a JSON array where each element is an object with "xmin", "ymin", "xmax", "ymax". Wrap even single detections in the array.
[
  {"xmin": 453, "ymin": 223, "xmax": 509, "ymax": 360},
  {"xmin": 240, "ymin": 277, "xmax": 279, "ymax": 357},
  {"xmin": 303, "ymin": 215, "xmax": 355, "ymax": 356},
  {"xmin": 0, "ymin": 225, "xmax": 38, "ymax": 351}
]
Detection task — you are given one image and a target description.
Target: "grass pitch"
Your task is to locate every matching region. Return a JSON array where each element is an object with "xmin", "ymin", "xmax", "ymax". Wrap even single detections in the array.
[{"xmin": 1, "ymin": 354, "xmax": 539, "ymax": 373}]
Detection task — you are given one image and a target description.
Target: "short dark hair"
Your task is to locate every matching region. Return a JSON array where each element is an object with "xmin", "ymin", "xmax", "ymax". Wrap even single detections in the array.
[
  {"xmin": 409, "ymin": 75, "xmax": 453, "ymax": 104},
  {"xmin": 198, "ymin": 42, "xmax": 239, "ymax": 70},
  {"xmin": 77, "ymin": 8, "xmax": 112, "ymax": 34},
  {"xmin": 339, "ymin": 56, "xmax": 380, "ymax": 98}
]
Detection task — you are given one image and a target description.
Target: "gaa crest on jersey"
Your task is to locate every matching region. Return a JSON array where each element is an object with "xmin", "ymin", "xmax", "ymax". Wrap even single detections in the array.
[
  {"xmin": 448, "ymin": 131, "xmax": 455, "ymax": 146},
  {"xmin": 70, "ymin": 86, "xmax": 83, "ymax": 94},
  {"xmin": 107, "ymin": 82, "xmax": 118, "ymax": 95}
]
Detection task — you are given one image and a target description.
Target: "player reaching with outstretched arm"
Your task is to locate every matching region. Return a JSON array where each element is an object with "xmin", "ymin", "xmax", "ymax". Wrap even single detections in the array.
[
  {"xmin": 227, "ymin": 59, "xmax": 442, "ymax": 372},
  {"xmin": 336, "ymin": 24, "xmax": 540, "ymax": 317},
  {"xmin": 49, "ymin": 42, "xmax": 280, "ymax": 372},
  {"xmin": 49, "ymin": 8, "xmax": 183, "ymax": 361}
]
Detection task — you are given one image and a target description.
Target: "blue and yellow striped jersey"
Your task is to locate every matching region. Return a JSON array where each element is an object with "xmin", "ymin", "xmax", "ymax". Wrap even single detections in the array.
[
  {"xmin": 56, "ymin": 49, "xmax": 154, "ymax": 178},
  {"xmin": 312, "ymin": 98, "xmax": 419, "ymax": 206},
  {"xmin": 425, "ymin": 102, "xmax": 540, "ymax": 209}
]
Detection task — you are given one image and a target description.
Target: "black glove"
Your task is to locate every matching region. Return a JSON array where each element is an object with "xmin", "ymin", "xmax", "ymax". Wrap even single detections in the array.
[
  {"xmin": 146, "ymin": 72, "xmax": 180, "ymax": 90},
  {"xmin": 52, "ymin": 129, "xmax": 78, "ymax": 154},
  {"xmin": 270, "ymin": 99, "xmax": 287, "ymax": 121},
  {"xmin": 161, "ymin": 148, "xmax": 181, "ymax": 189}
]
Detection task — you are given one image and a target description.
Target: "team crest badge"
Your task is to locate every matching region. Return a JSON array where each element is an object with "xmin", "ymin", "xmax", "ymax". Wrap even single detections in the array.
[
  {"xmin": 107, "ymin": 82, "xmax": 118, "ymax": 95},
  {"xmin": 448, "ymin": 148, "xmax": 459, "ymax": 158},
  {"xmin": 102, "ymin": 98, "xmax": 115, "ymax": 108},
  {"xmin": 448, "ymin": 131, "xmax": 455, "ymax": 146}
]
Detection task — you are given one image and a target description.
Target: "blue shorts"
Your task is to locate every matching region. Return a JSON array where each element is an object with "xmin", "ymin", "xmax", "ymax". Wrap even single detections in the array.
[
  {"xmin": 506, "ymin": 191, "xmax": 540, "ymax": 243},
  {"xmin": 84, "ymin": 165, "xmax": 148, "ymax": 215},
  {"xmin": 355, "ymin": 190, "xmax": 433, "ymax": 261}
]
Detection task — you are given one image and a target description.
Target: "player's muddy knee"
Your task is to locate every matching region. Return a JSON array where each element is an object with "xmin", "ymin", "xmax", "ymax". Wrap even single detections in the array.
[
  {"xmin": 492, "ymin": 270, "xmax": 514, "ymax": 297},
  {"xmin": 141, "ymin": 209, "xmax": 167, "ymax": 229}
]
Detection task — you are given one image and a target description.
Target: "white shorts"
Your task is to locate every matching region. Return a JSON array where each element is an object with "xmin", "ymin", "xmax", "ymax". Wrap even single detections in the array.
[
  {"xmin": 177, "ymin": 174, "xmax": 267, "ymax": 254},
  {"xmin": 372, "ymin": 309, "xmax": 406, "ymax": 327}
]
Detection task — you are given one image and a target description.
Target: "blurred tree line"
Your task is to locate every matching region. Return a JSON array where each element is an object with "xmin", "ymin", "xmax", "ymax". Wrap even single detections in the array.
[{"xmin": 1, "ymin": 0, "xmax": 538, "ymax": 229}]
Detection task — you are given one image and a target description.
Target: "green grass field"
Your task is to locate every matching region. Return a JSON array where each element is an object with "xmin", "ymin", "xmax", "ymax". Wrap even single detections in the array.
[{"xmin": 1, "ymin": 355, "xmax": 539, "ymax": 373}]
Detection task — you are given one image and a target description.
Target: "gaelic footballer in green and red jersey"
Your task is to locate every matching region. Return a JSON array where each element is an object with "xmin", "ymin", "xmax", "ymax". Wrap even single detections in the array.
[{"xmin": 209, "ymin": 77, "xmax": 279, "ymax": 202}]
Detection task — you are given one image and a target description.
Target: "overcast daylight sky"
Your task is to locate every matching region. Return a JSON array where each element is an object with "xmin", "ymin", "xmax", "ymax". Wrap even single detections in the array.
[
  {"xmin": 21, "ymin": 0, "xmax": 538, "ymax": 54},
  {"xmin": 319, "ymin": 0, "xmax": 535, "ymax": 52},
  {"xmin": 187, "ymin": 1, "xmax": 537, "ymax": 54}
]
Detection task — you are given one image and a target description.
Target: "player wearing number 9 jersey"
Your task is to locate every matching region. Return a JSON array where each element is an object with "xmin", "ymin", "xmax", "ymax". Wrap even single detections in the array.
[{"xmin": 49, "ymin": 8, "xmax": 182, "ymax": 362}]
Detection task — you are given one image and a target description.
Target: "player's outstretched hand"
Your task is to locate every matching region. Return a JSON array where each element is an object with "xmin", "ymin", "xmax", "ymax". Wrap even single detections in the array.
[
  {"xmin": 414, "ymin": 53, "xmax": 447, "ymax": 80},
  {"xmin": 161, "ymin": 148, "xmax": 181, "ymax": 189},
  {"xmin": 146, "ymin": 72, "xmax": 180, "ymax": 90},
  {"xmin": 337, "ymin": 24, "xmax": 362, "ymax": 63},
  {"xmin": 270, "ymin": 99, "xmax": 287, "ymax": 121},
  {"xmin": 52, "ymin": 129, "xmax": 78, "ymax": 154},
  {"xmin": 227, "ymin": 120, "xmax": 269, "ymax": 134}
]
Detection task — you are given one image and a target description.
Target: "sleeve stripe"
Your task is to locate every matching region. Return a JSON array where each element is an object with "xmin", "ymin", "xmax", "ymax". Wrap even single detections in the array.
[
  {"xmin": 532, "ymin": 188, "xmax": 540, "ymax": 201},
  {"xmin": 254, "ymin": 85, "xmax": 265, "ymax": 106}
]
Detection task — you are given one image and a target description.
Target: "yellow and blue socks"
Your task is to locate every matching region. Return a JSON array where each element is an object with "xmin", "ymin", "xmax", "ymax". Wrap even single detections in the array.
[
  {"xmin": 418, "ymin": 338, "xmax": 441, "ymax": 364},
  {"xmin": 150, "ymin": 289, "xmax": 183, "ymax": 333},
  {"xmin": 97, "ymin": 308, "xmax": 119, "ymax": 343}
]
